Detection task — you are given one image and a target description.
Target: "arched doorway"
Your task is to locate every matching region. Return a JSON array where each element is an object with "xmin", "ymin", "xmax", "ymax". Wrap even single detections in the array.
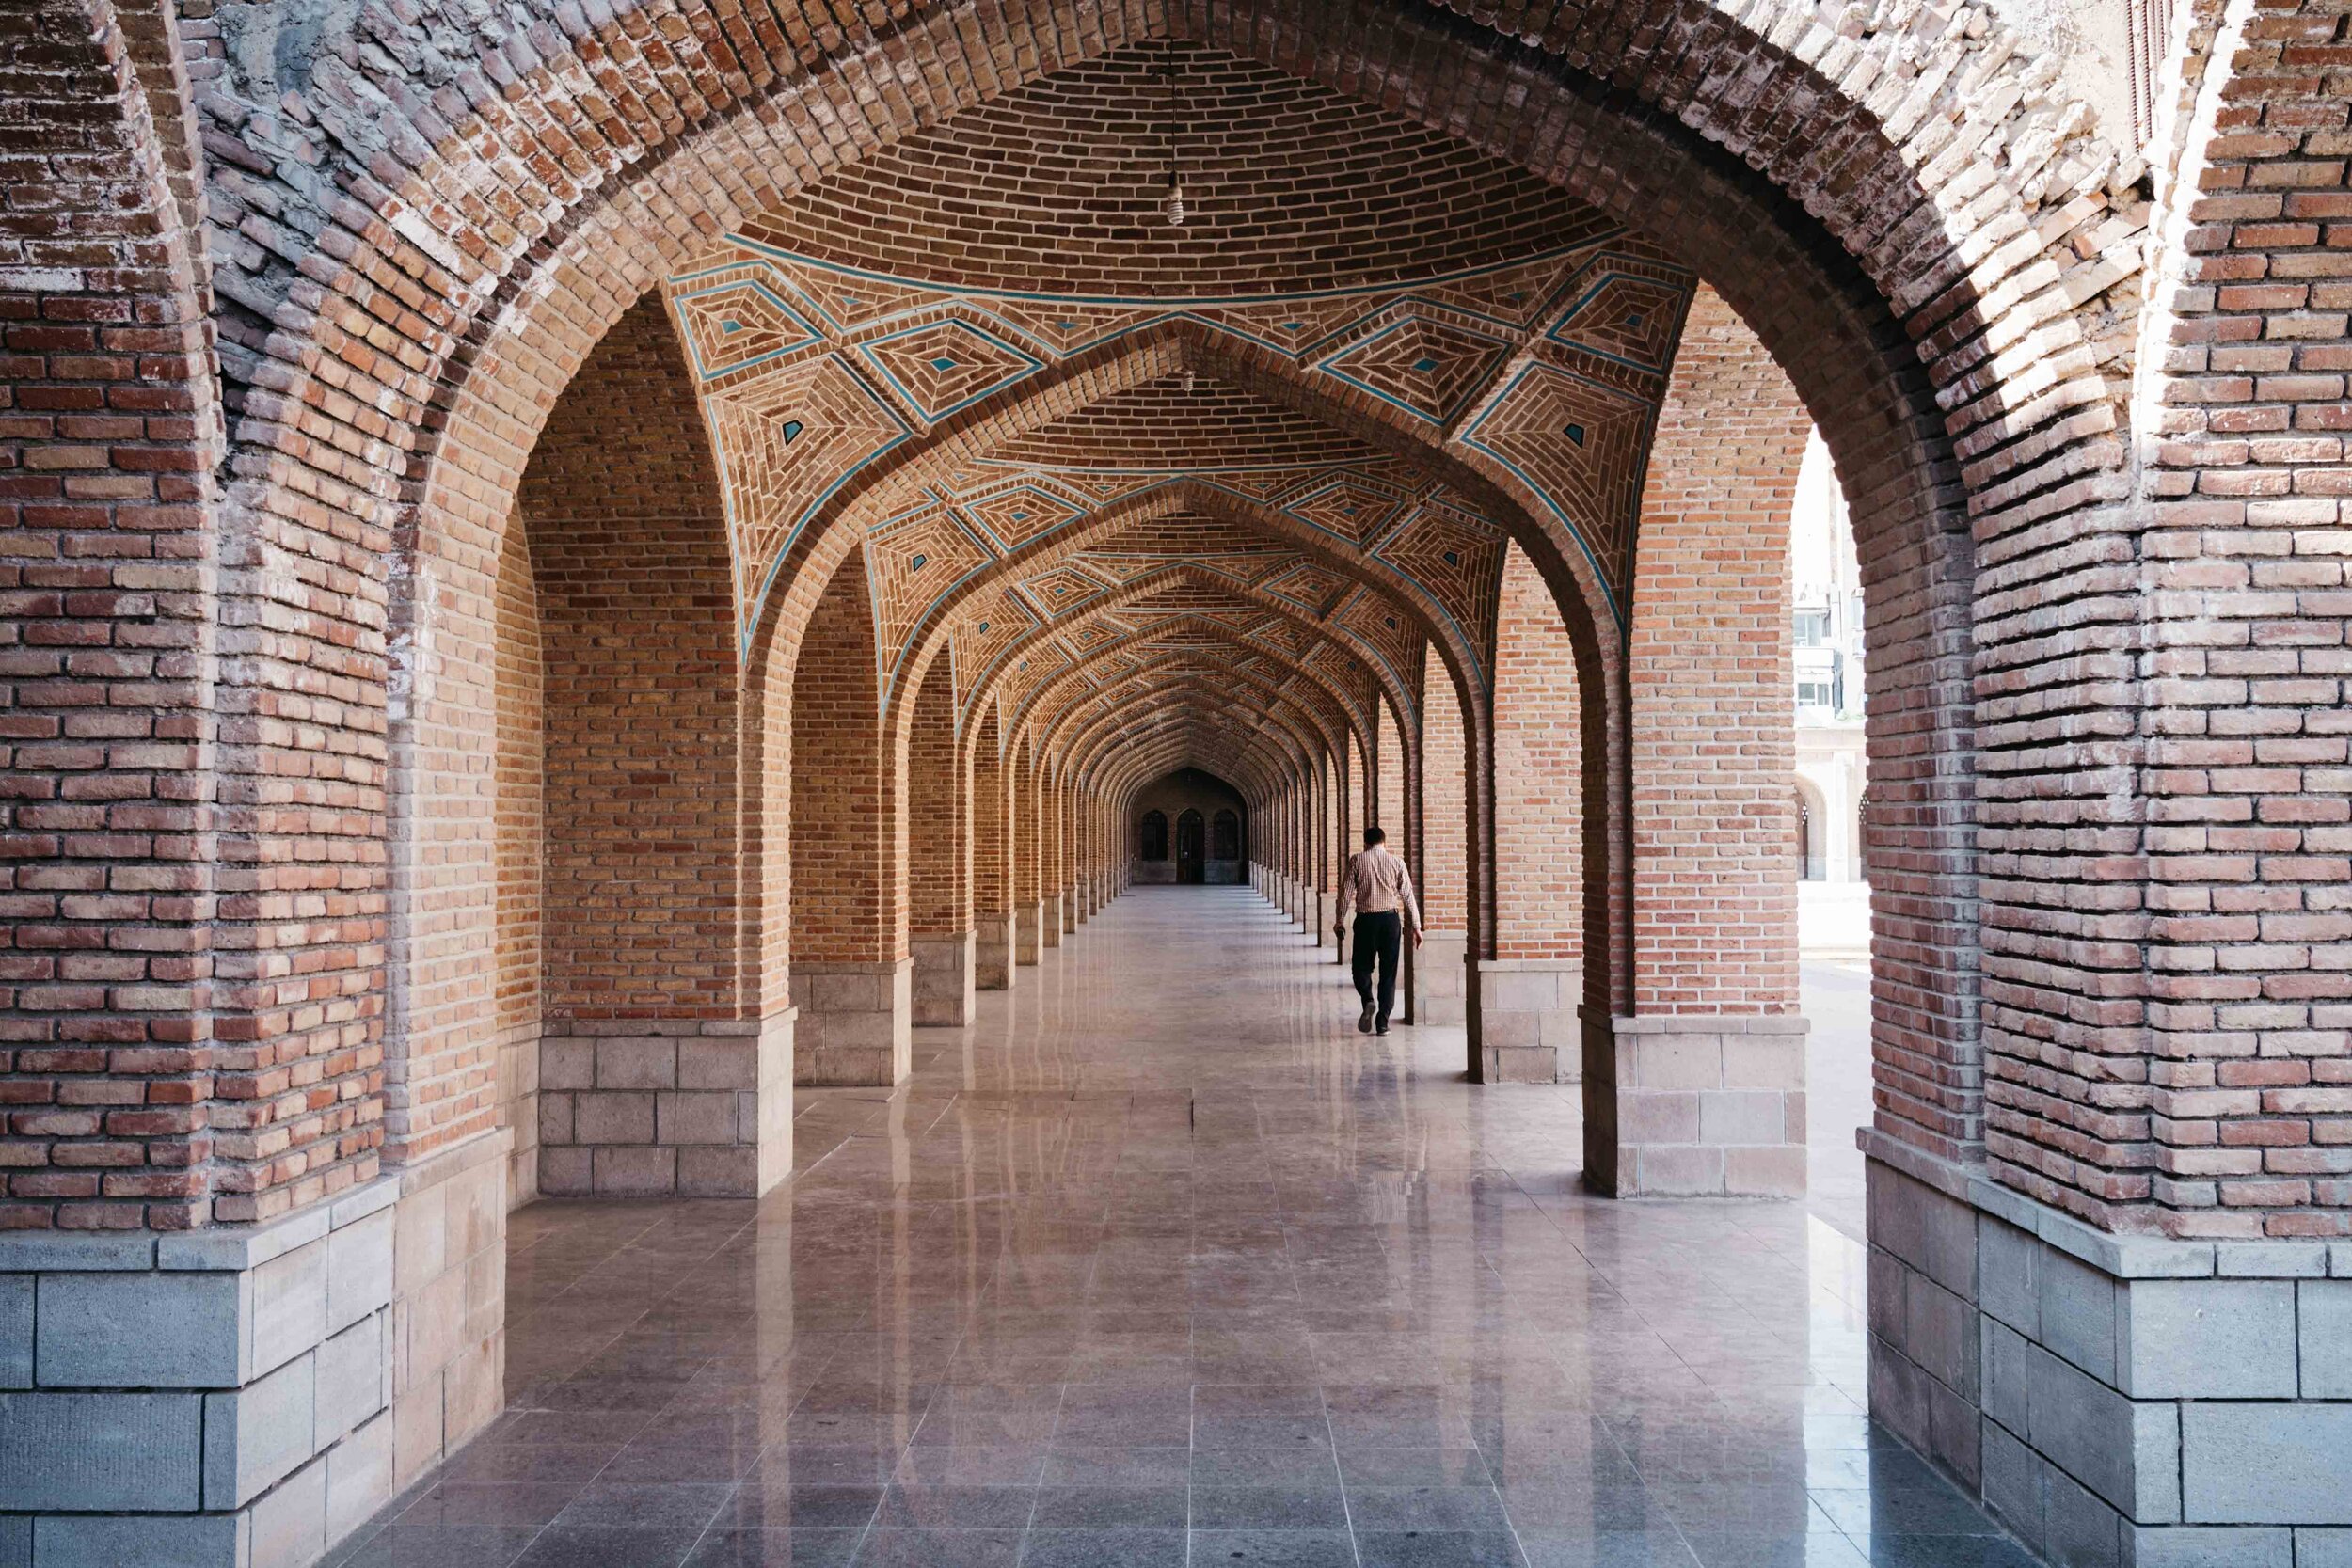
[
  {"xmin": 1176, "ymin": 810, "xmax": 1205, "ymax": 884},
  {"xmin": 1139, "ymin": 810, "xmax": 1168, "ymax": 863}
]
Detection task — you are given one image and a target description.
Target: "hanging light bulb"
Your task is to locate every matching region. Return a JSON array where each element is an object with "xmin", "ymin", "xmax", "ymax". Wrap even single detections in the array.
[{"xmin": 1166, "ymin": 169, "xmax": 1187, "ymax": 228}]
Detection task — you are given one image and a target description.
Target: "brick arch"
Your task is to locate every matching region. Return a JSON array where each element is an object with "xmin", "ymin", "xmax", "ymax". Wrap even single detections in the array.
[
  {"xmin": 1045, "ymin": 661, "xmax": 1344, "ymax": 792},
  {"xmin": 750, "ymin": 325, "xmax": 1531, "ymax": 719},
  {"xmin": 1053, "ymin": 668, "xmax": 1331, "ymax": 784},
  {"xmin": 1025, "ymin": 639, "xmax": 1364, "ymax": 789},
  {"xmin": 179, "ymin": 0, "xmax": 2144, "ymax": 1230},
  {"xmin": 959, "ymin": 562, "xmax": 1406, "ymax": 754},
  {"xmin": 885, "ymin": 490, "xmax": 1432, "ymax": 743},
  {"xmin": 1074, "ymin": 708, "xmax": 1305, "ymax": 809}
]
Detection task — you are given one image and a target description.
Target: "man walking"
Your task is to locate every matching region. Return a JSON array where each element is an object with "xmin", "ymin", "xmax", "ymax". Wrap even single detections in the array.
[{"xmin": 1333, "ymin": 827, "xmax": 1422, "ymax": 1035}]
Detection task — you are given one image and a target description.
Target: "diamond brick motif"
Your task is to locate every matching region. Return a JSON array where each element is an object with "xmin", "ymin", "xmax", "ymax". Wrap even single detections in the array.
[{"xmin": 857, "ymin": 317, "xmax": 1043, "ymax": 423}]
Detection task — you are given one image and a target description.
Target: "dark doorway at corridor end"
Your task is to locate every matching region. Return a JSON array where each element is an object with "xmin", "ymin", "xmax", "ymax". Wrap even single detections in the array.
[{"xmin": 1133, "ymin": 768, "xmax": 1248, "ymax": 884}]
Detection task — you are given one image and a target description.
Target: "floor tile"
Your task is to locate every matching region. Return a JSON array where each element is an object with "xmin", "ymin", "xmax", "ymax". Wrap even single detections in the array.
[
  {"xmin": 1018, "ymin": 1527, "xmax": 1186, "ymax": 1565},
  {"xmin": 511, "ymin": 1525, "xmax": 707, "ymax": 1568},
  {"xmin": 1184, "ymin": 1530, "xmax": 1359, "ymax": 1566},
  {"xmin": 460, "ymin": 904, "xmax": 2032, "ymax": 1568},
  {"xmin": 681, "ymin": 1531, "xmax": 866, "ymax": 1568},
  {"xmin": 850, "ymin": 1528, "xmax": 1024, "ymax": 1567}
]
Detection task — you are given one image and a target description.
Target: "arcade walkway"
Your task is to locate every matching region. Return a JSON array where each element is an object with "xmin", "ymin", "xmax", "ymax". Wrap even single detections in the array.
[{"xmin": 330, "ymin": 889, "xmax": 2026, "ymax": 1568}]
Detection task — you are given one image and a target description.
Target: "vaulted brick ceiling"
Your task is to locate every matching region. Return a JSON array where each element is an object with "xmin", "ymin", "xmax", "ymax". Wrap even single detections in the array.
[{"xmin": 659, "ymin": 40, "xmax": 1692, "ymax": 782}]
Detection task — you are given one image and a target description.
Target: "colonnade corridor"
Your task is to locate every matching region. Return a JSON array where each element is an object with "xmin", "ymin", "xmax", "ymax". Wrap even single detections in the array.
[{"xmin": 327, "ymin": 887, "xmax": 2019, "ymax": 1568}]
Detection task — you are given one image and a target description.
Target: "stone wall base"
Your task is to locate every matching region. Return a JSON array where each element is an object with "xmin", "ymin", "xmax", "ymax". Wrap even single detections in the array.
[
  {"xmin": 1866, "ymin": 1136, "xmax": 2352, "ymax": 1567},
  {"xmin": 976, "ymin": 911, "xmax": 1016, "ymax": 991},
  {"xmin": 794, "ymin": 959, "xmax": 912, "ymax": 1085},
  {"xmin": 538, "ymin": 1013, "xmax": 794, "ymax": 1196},
  {"xmin": 912, "ymin": 930, "xmax": 976, "ymax": 1026},
  {"xmin": 1467, "ymin": 957, "xmax": 1580, "ymax": 1082},
  {"xmin": 1580, "ymin": 1009, "xmax": 1806, "ymax": 1196},
  {"xmin": 0, "ymin": 1130, "xmax": 508, "ymax": 1568}
]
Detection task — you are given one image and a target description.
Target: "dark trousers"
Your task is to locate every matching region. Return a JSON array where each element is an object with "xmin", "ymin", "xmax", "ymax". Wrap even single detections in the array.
[{"xmin": 1351, "ymin": 911, "xmax": 1402, "ymax": 1024}]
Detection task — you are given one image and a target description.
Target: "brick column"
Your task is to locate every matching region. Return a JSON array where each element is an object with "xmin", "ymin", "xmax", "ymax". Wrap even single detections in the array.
[
  {"xmin": 906, "ymin": 660, "xmax": 973, "ymax": 1026},
  {"xmin": 789, "ymin": 560, "xmax": 910, "ymax": 1085},
  {"xmin": 971, "ymin": 711, "xmax": 1015, "ymax": 991},
  {"xmin": 1420, "ymin": 655, "xmax": 1470, "ymax": 1028},
  {"xmin": 1012, "ymin": 734, "xmax": 1043, "ymax": 966},
  {"xmin": 1477, "ymin": 543, "xmax": 1584, "ymax": 1082},
  {"xmin": 1588, "ymin": 289, "xmax": 1809, "ymax": 1196},
  {"xmin": 1040, "ymin": 774, "xmax": 1064, "ymax": 949}
]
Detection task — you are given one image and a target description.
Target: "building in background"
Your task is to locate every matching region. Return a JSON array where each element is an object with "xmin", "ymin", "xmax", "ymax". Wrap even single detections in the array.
[{"xmin": 1789, "ymin": 430, "xmax": 1870, "ymax": 956}]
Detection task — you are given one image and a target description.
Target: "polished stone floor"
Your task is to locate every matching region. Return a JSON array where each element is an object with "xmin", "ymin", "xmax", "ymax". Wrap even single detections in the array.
[{"xmin": 331, "ymin": 887, "xmax": 2032, "ymax": 1568}]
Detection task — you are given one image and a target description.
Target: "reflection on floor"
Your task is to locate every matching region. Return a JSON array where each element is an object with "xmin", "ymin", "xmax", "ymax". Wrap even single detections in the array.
[{"xmin": 329, "ymin": 886, "xmax": 2033, "ymax": 1568}]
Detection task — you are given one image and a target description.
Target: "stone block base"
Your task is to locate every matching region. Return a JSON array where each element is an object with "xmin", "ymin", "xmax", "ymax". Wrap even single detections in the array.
[
  {"xmin": 794, "ymin": 959, "xmax": 913, "ymax": 1085},
  {"xmin": 1061, "ymin": 890, "xmax": 1078, "ymax": 934},
  {"xmin": 1581, "ymin": 1009, "xmax": 1806, "ymax": 1196},
  {"xmin": 1467, "ymin": 957, "xmax": 1580, "ymax": 1082},
  {"xmin": 1866, "ymin": 1136, "xmax": 2352, "ymax": 1567},
  {"xmin": 0, "ymin": 1131, "xmax": 508, "ymax": 1568},
  {"xmin": 913, "ymin": 930, "xmax": 976, "ymax": 1026},
  {"xmin": 976, "ymin": 912, "xmax": 1016, "ymax": 990},
  {"xmin": 538, "ymin": 1012, "xmax": 793, "ymax": 1197},
  {"xmin": 1041, "ymin": 892, "xmax": 1064, "ymax": 949},
  {"xmin": 495, "ymin": 1019, "xmax": 539, "ymax": 1211},
  {"xmin": 1418, "ymin": 930, "xmax": 1468, "ymax": 1027},
  {"xmin": 1016, "ymin": 901, "xmax": 1045, "ymax": 964}
]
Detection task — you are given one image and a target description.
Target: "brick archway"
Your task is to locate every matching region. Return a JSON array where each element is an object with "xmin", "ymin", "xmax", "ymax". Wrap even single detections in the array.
[{"xmin": 182, "ymin": 1, "xmax": 2122, "ymax": 1237}]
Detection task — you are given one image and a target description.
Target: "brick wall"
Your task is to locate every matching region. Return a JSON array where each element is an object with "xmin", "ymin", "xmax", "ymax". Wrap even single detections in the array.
[
  {"xmin": 1629, "ymin": 289, "xmax": 1807, "ymax": 1015},
  {"xmin": 2100, "ymin": 0, "xmax": 2352, "ymax": 1237},
  {"xmin": 0, "ymin": 0, "xmax": 225, "ymax": 1230},
  {"xmin": 1494, "ymin": 544, "xmax": 1581, "ymax": 961},
  {"xmin": 792, "ymin": 560, "xmax": 900, "ymax": 966},
  {"xmin": 491, "ymin": 511, "xmax": 541, "ymax": 1200},
  {"xmin": 516, "ymin": 298, "xmax": 739, "ymax": 1022}
]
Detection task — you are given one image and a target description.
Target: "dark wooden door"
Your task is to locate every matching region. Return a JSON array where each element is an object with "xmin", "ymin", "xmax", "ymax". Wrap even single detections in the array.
[{"xmin": 1176, "ymin": 810, "xmax": 1204, "ymax": 883}]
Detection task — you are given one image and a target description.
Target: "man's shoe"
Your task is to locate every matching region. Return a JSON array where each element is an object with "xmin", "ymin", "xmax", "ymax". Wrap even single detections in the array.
[
  {"xmin": 1375, "ymin": 1019, "xmax": 1391, "ymax": 1036},
  {"xmin": 1358, "ymin": 1003, "xmax": 1375, "ymax": 1034}
]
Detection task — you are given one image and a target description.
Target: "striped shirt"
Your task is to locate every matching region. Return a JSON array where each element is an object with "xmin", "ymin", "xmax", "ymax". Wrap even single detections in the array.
[{"xmin": 1336, "ymin": 847, "xmax": 1422, "ymax": 932}]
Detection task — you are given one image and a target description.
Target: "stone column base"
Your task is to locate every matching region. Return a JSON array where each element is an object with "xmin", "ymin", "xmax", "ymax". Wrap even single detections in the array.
[
  {"xmin": 1061, "ymin": 890, "xmax": 1077, "ymax": 934},
  {"xmin": 1466, "ymin": 957, "xmax": 1580, "ymax": 1082},
  {"xmin": 1041, "ymin": 892, "xmax": 1064, "ymax": 949},
  {"xmin": 1581, "ymin": 1009, "xmax": 1806, "ymax": 1196},
  {"xmin": 792, "ymin": 959, "xmax": 912, "ymax": 1085},
  {"xmin": 912, "ymin": 930, "xmax": 977, "ymax": 1026},
  {"xmin": 538, "ymin": 1012, "xmax": 794, "ymax": 1197},
  {"xmin": 1866, "ymin": 1136, "xmax": 2352, "ymax": 1568},
  {"xmin": 975, "ymin": 911, "xmax": 1016, "ymax": 990},
  {"xmin": 495, "ymin": 1019, "xmax": 539, "ymax": 1211},
  {"xmin": 0, "ymin": 1130, "xmax": 509, "ymax": 1568},
  {"xmin": 1015, "ymin": 901, "xmax": 1044, "ymax": 964},
  {"xmin": 1418, "ymin": 930, "xmax": 1469, "ymax": 1027}
]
